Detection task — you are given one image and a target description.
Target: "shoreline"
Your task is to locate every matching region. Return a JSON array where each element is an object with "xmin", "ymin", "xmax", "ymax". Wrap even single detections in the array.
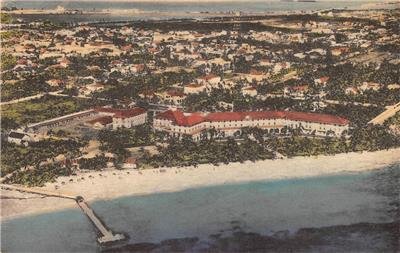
[
  {"xmin": 1, "ymin": 148, "xmax": 400, "ymax": 221},
  {"xmin": 4, "ymin": 3, "xmax": 398, "ymax": 17}
]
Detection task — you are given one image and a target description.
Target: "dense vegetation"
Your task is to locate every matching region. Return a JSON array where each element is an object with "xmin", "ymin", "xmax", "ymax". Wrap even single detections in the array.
[
  {"xmin": 1, "ymin": 95, "xmax": 104, "ymax": 131},
  {"xmin": 143, "ymin": 122, "xmax": 400, "ymax": 169},
  {"xmin": 97, "ymin": 124, "xmax": 159, "ymax": 164},
  {"xmin": 1, "ymin": 139, "xmax": 84, "ymax": 176},
  {"xmin": 1, "ymin": 78, "xmax": 52, "ymax": 102},
  {"xmin": 5, "ymin": 164, "xmax": 74, "ymax": 187},
  {"xmin": 142, "ymin": 135, "xmax": 275, "ymax": 168},
  {"xmin": 78, "ymin": 154, "xmax": 108, "ymax": 171},
  {"xmin": 98, "ymin": 124, "xmax": 156, "ymax": 151}
]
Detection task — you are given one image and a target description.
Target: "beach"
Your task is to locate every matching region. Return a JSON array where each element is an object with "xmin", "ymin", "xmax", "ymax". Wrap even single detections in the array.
[{"xmin": 2, "ymin": 148, "xmax": 400, "ymax": 220}]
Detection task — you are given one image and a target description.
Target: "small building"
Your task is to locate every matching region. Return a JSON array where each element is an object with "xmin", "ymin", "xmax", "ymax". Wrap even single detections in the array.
[
  {"xmin": 387, "ymin": 84, "xmax": 400, "ymax": 90},
  {"xmin": 58, "ymin": 58, "xmax": 71, "ymax": 68},
  {"xmin": 183, "ymin": 83, "xmax": 206, "ymax": 95},
  {"xmin": 345, "ymin": 87, "xmax": 359, "ymax": 95},
  {"xmin": 95, "ymin": 107, "xmax": 148, "ymax": 129},
  {"xmin": 245, "ymin": 69, "xmax": 267, "ymax": 83},
  {"xmin": 138, "ymin": 90, "xmax": 156, "ymax": 100},
  {"xmin": 358, "ymin": 82, "xmax": 381, "ymax": 93},
  {"xmin": 242, "ymin": 87, "xmax": 258, "ymax": 97},
  {"xmin": 156, "ymin": 90, "xmax": 187, "ymax": 105},
  {"xmin": 314, "ymin": 76, "xmax": 330, "ymax": 86},
  {"xmin": 284, "ymin": 85, "xmax": 309, "ymax": 100},
  {"xmin": 122, "ymin": 157, "xmax": 137, "ymax": 169},
  {"xmin": 196, "ymin": 74, "xmax": 221, "ymax": 86},
  {"xmin": 8, "ymin": 131, "xmax": 32, "ymax": 146},
  {"xmin": 46, "ymin": 79, "xmax": 64, "ymax": 87},
  {"xmin": 331, "ymin": 47, "xmax": 349, "ymax": 56},
  {"xmin": 85, "ymin": 116, "xmax": 113, "ymax": 129},
  {"xmin": 80, "ymin": 83, "xmax": 105, "ymax": 96}
]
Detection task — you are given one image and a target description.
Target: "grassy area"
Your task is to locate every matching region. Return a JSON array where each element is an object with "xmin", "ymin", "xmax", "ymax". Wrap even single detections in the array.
[
  {"xmin": 1, "ymin": 95, "xmax": 104, "ymax": 130},
  {"xmin": 0, "ymin": 53, "xmax": 16, "ymax": 71}
]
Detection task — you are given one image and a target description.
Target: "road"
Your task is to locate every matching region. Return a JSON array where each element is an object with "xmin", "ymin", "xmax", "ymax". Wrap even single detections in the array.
[
  {"xmin": 323, "ymin": 99, "xmax": 380, "ymax": 108},
  {"xmin": 0, "ymin": 93, "xmax": 47, "ymax": 106},
  {"xmin": 0, "ymin": 90, "xmax": 116, "ymax": 107},
  {"xmin": 368, "ymin": 102, "xmax": 400, "ymax": 125}
]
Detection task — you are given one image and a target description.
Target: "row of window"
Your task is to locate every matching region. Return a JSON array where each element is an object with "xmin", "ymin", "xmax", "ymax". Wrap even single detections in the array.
[{"xmin": 156, "ymin": 119, "xmax": 347, "ymax": 134}]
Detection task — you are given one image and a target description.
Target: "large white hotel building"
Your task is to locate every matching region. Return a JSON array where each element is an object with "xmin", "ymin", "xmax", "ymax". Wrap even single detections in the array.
[{"xmin": 154, "ymin": 109, "xmax": 349, "ymax": 141}]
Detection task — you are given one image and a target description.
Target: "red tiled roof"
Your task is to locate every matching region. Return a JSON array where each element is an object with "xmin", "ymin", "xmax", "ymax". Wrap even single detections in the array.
[
  {"xmin": 59, "ymin": 58, "xmax": 70, "ymax": 64},
  {"xmin": 282, "ymin": 111, "xmax": 349, "ymax": 125},
  {"xmin": 95, "ymin": 107, "xmax": 147, "ymax": 119},
  {"xmin": 139, "ymin": 90, "xmax": 156, "ymax": 97},
  {"xmin": 185, "ymin": 83, "xmax": 204, "ymax": 88},
  {"xmin": 166, "ymin": 90, "xmax": 186, "ymax": 97},
  {"xmin": 289, "ymin": 85, "xmax": 309, "ymax": 91},
  {"xmin": 243, "ymin": 87, "xmax": 256, "ymax": 91},
  {"xmin": 156, "ymin": 110, "xmax": 349, "ymax": 126},
  {"xmin": 86, "ymin": 116, "xmax": 113, "ymax": 125},
  {"xmin": 318, "ymin": 76, "xmax": 330, "ymax": 83},
  {"xmin": 114, "ymin": 108, "xmax": 147, "ymax": 119},
  {"xmin": 121, "ymin": 45, "xmax": 132, "ymax": 51},
  {"xmin": 148, "ymin": 48, "xmax": 158, "ymax": 53},
  {"xmin": 124, "ymin": 157, "xmax": 137, "ymax": 164},
  {"xmin": 156, "ymin": 110, "xmax": 204, "ymax": 126},
  {"xmin": 17, "ymin": 59, "xmax": 28, "ymax": 65},
  {"xmin": 199, "ymin": 74, "xmax": 219, "ymax": 81},
  {"xmin": 134, "ymin": 64, "xmax": 145, "ymax": 72},
  {"xmin": 249, "ymin": 69, "xmax": 263, "ymax": 75},
  {"xmin": 111, "ymin": 60, "xmax": 123, "ymax": 65},
  {"xmin": 186, "ymin": 113, "xmax": 205, "ymax": 126}
]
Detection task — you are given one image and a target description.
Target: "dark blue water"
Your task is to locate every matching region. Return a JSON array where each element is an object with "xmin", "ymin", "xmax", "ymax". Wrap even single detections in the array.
[
  {"xmin": 3, "ymin": 1, "xmax": 393, "ymax": 22},
  {"xmin": 2, "ymin": 1, "xmax": 383, "ymax": 12},
  {"xmin": 1, "ymin": 171, "xmax": 392, "ymax": 252}
]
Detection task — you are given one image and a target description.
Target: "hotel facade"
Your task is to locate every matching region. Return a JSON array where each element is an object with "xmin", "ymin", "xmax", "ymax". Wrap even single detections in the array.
[
  {"xmin": 93, "ymin": 107, "xmax": 148, "ymax": 130},
  {"xmin": 154, "ymin": 109, "xmax": 350, "ymax": 141}
]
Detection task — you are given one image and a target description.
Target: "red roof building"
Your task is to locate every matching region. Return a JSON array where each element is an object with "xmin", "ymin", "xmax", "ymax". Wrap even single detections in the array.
[
  {"xmin": 85, "ymin": 116, "xmax": 113, "ymax": 129},
  {"xmin": 154, "ymin": 109, "xmax": 349, "ymax": 140},
  {"xmin": 94, "ymin": 107, "xmax": 147, "ymax": 129}
]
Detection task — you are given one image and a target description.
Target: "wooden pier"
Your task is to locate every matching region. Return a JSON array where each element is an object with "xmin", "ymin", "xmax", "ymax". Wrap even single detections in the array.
[
  {"xmin": 1, "ymin": 184, "xmax": 126, "ymax": 245},
  {"xmin": 75, "ymin": 196, "xmax": 126, "ymax": 244}
]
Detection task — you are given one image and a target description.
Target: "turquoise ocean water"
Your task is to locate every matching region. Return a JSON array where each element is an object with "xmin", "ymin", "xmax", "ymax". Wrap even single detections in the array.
[{"xmin": 1, "ymin": 170, "xmax": 393, "ymax": 252}]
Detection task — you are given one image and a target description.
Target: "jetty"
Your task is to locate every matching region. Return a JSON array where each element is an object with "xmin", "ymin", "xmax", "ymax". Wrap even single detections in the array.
[
  {"xmin": 0, "ymin": 184, "xmax": 126, "ymax": 245},
  {"xmin": 75, "ymin": 196, "xmax": 126, "ymax": 244},
  {"xmin": 0, "ymin": 184, "xmax": 76, "ymax": 199}
]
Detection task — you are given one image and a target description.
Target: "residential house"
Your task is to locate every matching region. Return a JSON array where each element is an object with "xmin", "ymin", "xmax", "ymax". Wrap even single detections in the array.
[{"xmin": 242, "ymin": 87, "xmax": 258, "ymax": 97}]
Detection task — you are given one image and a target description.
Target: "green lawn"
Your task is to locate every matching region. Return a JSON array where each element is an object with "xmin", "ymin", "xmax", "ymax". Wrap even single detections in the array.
[{"xmin": 1, "ymin": 95, "xmax": 102, "ymax": 130}]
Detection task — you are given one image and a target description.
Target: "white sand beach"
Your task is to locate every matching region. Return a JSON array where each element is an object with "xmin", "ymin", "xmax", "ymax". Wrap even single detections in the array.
[{"xmin": 1, "ymin": 148, "xmax": 400, "ymax": 220}]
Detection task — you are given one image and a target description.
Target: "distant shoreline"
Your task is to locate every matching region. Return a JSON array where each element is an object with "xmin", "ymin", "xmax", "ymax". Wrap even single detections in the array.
[
  {"xmin": 3, "ymin": 9, "xmax": 312, "ymax": 17},
  {"xmin": 4, "ymin": 1, "xmax": 399, "ymax": 18},
  {"xmin": 2, "ymin": 148, "xmax": 400, "ymax": 221}
]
